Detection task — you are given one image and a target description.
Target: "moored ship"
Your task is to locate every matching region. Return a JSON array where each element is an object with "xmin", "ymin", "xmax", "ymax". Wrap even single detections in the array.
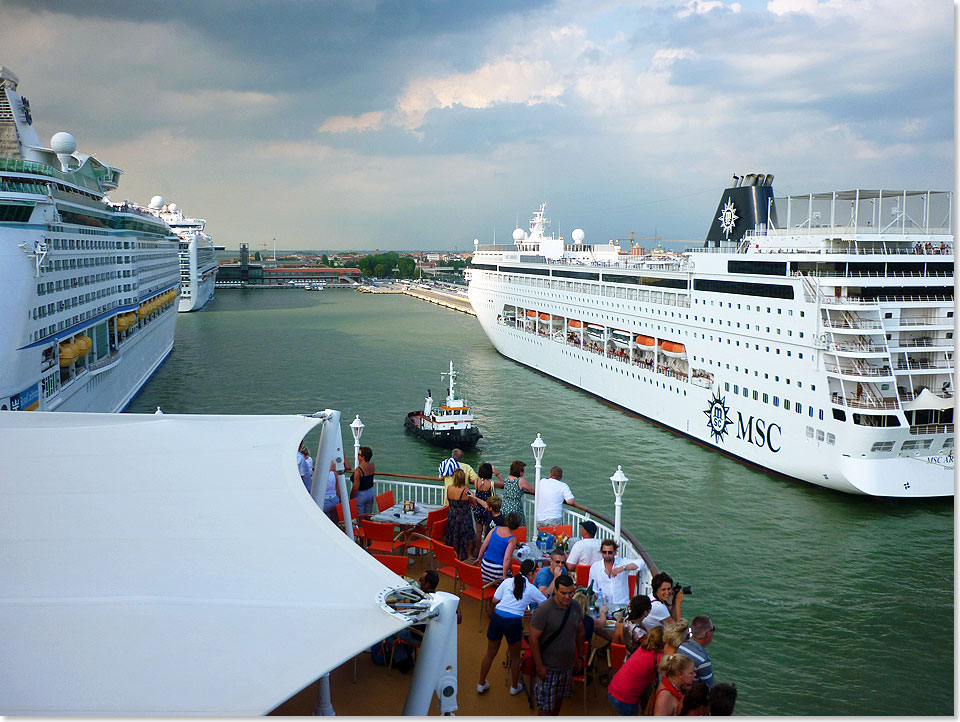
[
  {"xmin": 404, "ymin": 361, "xmax": 482, "ymax": 449},
  {"xmin": 0, "ymin": 67, "xmax": 180, "ymax": 412},
  {"xmin": 467, "ymin": 177, "xmax": 955, "ymax": 497},
  {"xmin": 145, "ymin": 196, "xmax": 219, "ymax": 312}
]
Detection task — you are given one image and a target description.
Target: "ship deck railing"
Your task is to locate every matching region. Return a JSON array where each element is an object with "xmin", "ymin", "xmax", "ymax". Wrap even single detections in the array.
[
  {"xmin": 807, "ymin": 294, "xmax": 953, "ymax": 305},
  {"xmin": 687, "ymin": 242, "xmax": 952, "ymax": 256},
  {"xmin": 830, "ymin": 393, "xmax": 900, "ymax": 410},
  {"xmin": 372, "ymin": 473, "xmax": 657, "ymax": 596},
  {"xmin": 909, "ymin": 424, "xmax": 954, "ymax": 435}
]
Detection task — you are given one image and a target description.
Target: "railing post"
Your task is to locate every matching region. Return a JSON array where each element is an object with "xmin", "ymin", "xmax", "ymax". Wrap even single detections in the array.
[{"xmin": 531, "ymin": 434, "xmax": 546, "ymax": 529}]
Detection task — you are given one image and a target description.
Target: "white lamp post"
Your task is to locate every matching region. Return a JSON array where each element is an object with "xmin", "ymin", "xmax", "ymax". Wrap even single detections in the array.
[
  {"xmin": 349, "ymin": 415, "xmax": 364, "ymax": 468},
  {"xmin": 610, "ymin": 465, "xmax": 629, "ymax": 544},
  {"xmin": 531, "ymin": 433, "xmax": 546, "ymax": 530}
]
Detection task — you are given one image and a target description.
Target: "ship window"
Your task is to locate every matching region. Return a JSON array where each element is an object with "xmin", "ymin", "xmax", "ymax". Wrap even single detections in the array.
[
  {"xmin": 943, "ymin": 438, "xmax": 954, "ymax": 450},
  {"xmin": 901, "ymin": 439, "xmax": 933, "ymax": 451},
  {"xmin": 819, "ymin": 409, "xmax": 824, "ymax": 420},
  {"xmin": 742, "ymin": 387, "xmax": 748, "ymax": 398},
  {"xmin": 773, "ymin": 396, "xmax": 780, "ymax": 407},
  {"xmin": 753, "ymin": 391, "xmax": 758, "ymax": 400},
  {"xmin": 826, "ymin": 433, "xmax": 836, "ymax": 445},
  {"xmin": 795, "ymin": 402, "xmax": 801, "ymax": 413},
  {"xmin": 833, "ymin": 408, "xmax": 846, "ymax": 421},
  {"xmin": 806, "ymin": 426, "xmax": 814, "ymax": 438},
  {"xmin": 816, "ymin": 429, "xmax": 825, "ymax": 441},
  {"xmin": 763, "ymin": 393, "xmax": 769, "ymax": 403},
  {"xmin": 725, "ymin": 383, "xmax": 730, "ymax": 391},
  {"xmin": 733, "ymin": 385, "xmax": 739, "ymax": 393}
]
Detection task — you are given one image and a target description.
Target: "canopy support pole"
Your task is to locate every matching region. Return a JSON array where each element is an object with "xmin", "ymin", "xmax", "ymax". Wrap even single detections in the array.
[
  {"xmin": 314, "ymin": 674, "xmax": 335, "ymax": 716},
  {"xmin": 311, "ymin": 409, "xmax": 353, "ymax": 540},
  {"xmin": 402, "ymin": 592, "xmax": 460, "ymax": 716}
]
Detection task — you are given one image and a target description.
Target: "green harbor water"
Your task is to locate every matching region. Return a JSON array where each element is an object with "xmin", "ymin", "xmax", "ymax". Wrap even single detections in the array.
[{"xmin": 128, "ymin": 289, "xmax": 954, "ymax": 716}]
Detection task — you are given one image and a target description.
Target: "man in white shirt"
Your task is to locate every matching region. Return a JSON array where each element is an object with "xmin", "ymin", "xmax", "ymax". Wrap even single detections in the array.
[
  {"xmin": 535, "ymin": 466, "xmax": 574, "ymax": 528},
  {"xmin": 565, "ymin": 520, "xmax": 603, "ymax": 571},
  {"xmin": 587, "ymin": 538, "xmax": 647, "ymax": 608}
]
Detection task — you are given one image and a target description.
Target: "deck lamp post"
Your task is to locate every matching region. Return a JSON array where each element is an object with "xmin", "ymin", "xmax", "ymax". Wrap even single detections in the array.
[
  {"xmin": 531, "ymin": 433, "xmax": 546, "ymax": 530},
  {"xmin": 610, "ymin": 465, "xmax": 629, "ymax": 544},
  {"xmin": 350, "ymin": 414, "xmax": 364, "ymax": 468}
]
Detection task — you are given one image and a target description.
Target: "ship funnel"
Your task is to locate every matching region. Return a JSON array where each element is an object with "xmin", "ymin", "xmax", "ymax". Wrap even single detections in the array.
[
  {"xmin": 703, "ymin": 172, "xmax": 777, "ymax": 247},
  {"xmin": 50, "ymin": 131, "xmax": 76, "ymax": 172}
]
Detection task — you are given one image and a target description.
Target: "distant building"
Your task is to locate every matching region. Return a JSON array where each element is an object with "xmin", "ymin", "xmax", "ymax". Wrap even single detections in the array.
[{"xmin": 217, "ymin": 261, "xmax": 360, "ymax": 286}]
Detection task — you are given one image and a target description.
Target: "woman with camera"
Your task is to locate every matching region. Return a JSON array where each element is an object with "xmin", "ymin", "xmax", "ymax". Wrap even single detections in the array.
[{"xmin": 643, "ymin": 571, "xmax": 685, "ymax": 631}]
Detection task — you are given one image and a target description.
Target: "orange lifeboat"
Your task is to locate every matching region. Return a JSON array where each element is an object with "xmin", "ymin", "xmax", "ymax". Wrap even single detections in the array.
[
  {"xmin": 660, "ymin": 341, "xmax": 686, "ymax": 357},
  {"xmin": 525, "ymin": 309, "xmax": 538, "ymax": 318},
  {"xmin": 635, "ymin": 335, "xmax": 656, "ymax": 347},
  {"xmin": 568, "ymin": 320, "xmax": 583, "ymax": 329}
]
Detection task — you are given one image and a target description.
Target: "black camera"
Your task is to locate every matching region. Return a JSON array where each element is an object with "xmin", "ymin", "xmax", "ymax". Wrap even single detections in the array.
[{"xmin": 672, "ymin": 582, "xmax": 693, "ymax": 596}]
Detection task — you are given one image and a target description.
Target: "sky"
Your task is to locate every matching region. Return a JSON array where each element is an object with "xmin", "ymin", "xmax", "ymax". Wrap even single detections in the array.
[{"xmin": 0, "ymin": 0, "xmax": 953, "ymax": 251}]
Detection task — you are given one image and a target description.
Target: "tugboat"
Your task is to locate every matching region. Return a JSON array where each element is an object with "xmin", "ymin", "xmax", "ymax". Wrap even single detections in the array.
[{"xmin": 404, "ymin": 361, "xmax": 482, "ymax": 449}]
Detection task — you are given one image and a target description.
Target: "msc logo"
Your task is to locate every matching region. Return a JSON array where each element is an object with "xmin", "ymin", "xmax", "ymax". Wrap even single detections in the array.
[{"xmin": 736, "ymin": 413, "xmax": 782, "ymax": 453}]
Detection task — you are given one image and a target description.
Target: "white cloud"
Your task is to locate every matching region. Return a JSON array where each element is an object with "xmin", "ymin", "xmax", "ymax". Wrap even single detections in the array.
[
  {"xmin": 651, "ymin": 48, "xmax": 698, "ymax": 71},
  {"xmin": 318, "ymin": 111, "xmax": 385, "ymax": 134},
  {"xmin": 767, "ymin": 0, "xmax": 821, "ymax": 14},
  {"xmin": 395, "ymin": 59, "xmax": 567, "ymax": 130},
  {"xmin": 676, "ymin": 0, "xmax": 725, "ymax": 19}
]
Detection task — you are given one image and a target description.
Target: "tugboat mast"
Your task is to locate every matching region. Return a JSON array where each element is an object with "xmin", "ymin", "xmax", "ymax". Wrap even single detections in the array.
[{"xmin": 441, "ymin": 360, "xmax": 459, "ymax": 405}]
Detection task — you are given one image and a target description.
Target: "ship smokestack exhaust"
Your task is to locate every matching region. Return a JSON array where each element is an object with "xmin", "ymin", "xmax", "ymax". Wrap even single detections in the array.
[{"xmin": 704, "ymin": 172, "xmax": 777, "ymax": 247}]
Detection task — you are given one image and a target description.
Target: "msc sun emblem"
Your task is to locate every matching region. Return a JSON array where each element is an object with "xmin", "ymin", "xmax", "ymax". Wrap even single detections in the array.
[
  {"xmin": 718, "ymin": 197, "xmax": 738, "ymax": 239},
  {"xmin": 704, "ymin": 392, "xmax": 732, "ymax": 443}
]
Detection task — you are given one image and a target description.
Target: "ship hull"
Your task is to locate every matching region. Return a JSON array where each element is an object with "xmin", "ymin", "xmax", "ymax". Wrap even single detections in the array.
[
  {"xmin": 404, "ymin": 411, "xmax": 482, "ymax": 449},
  {"xmin": 468, "ymin": 292, "xmax": 953, "ymax": 498}
]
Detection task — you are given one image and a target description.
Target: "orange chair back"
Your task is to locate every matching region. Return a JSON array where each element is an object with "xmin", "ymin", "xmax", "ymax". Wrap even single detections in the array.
[
  {"xmin": 361, "ymin": 519, "xmax": 400, "ymax": 544},
  {"xmin": 575, "ymin": 564, "xmax": 591, "ymax": 587},
  {"xmin": 372, "ymin": 552, "xmax": 409, "ymax": 576},
  {"xmin": 375, "ymin": 490, "xmax": 396, "ymax": 513},
  {"xmin": 512, "ymin": 526, "xmax": 527, "ymax": 543},
  {"xmin": 540, "ymin": 524, "xmax": 573, "ymax": 538},
  {"xmin": 628, "ymin": 573, "xmax": 637, "ymax": 599},
  {"xmin": 609, "ymin": 643, "xmax": 627, "ymax": 671},
  {"xmin": 454, "ymin": 558, "xmax": 484, "ymax": 588},
  {"xmin": 426, "ymin": 507, "xmax": 448, "ymax": 535},
  {"xmin": 336, "ymin": 498, "xmax": 359, "ymax": 523},
  {"xmin": 433, "ymin": 540, "xmax": 457, "ymax": 568},
  {"xmin": 431, "ymin": 518, "xmax": 448, "ymax": 541}
]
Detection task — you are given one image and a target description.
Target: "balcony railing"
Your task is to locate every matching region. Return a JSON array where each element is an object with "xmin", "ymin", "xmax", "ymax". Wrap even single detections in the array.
[
  {"xmin": 825, "ymin": 363, "xmax": 893, "ymax": 377},
  {"xmin": 909, "ymin": 424, "xmax": 954, "ymax": 435},
  {"xmin": 371, "ymin": 474, "xmax": 657, "ymax": 597}
]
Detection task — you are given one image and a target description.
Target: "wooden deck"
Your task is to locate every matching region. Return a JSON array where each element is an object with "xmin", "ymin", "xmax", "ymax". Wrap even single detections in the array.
[{"xmin": 270, "ymin": 549, "xmax": 616, "ymax": 716}]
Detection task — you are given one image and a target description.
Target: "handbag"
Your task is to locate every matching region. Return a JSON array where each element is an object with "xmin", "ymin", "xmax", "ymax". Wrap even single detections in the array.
[{"xmin": 518, "ymin": 603, "xmax": 574, "ymax": 676}]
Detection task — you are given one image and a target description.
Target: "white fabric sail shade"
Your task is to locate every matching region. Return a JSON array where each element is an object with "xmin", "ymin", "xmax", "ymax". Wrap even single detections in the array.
[{"xmin": 0, "ymin": 411, "xmax": 409, "ymax": 715}]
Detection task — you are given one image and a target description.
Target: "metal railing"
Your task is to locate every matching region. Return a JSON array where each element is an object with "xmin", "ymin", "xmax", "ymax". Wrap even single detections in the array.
[
  {"xmin": 825, "ymin": 363, "xmax": 893, "ymax": 377},
  {"xmin": 909, "ymin": 424, "xmax": 954, "ymax": 435},
  {"xmin": 371, "ymin": 474, "xmax": 657, "ymax": 597}
]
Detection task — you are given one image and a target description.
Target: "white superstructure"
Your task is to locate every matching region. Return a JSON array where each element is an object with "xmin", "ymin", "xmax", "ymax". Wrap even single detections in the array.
[
  {"xmin": 467, "ymin": 177, "xmax": 955, "ymax": 497},
  {"xmin": 146, "ymin": 197, "xmax": 219, "ymax": 311},
  {"xmin": 0, "ymin": 67, "xmax": 180, "ymax": 412}
]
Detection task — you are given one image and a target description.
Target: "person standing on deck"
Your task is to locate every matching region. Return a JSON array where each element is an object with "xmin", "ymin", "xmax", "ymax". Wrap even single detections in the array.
[
  {"xmin": 297, "ymin": 444, "xmax": 312, "ymax": 493},
  {"xmin": 565, "ymin": 520, "xmax": 602, "ymax": 570},
  {"xmin": 536, "ymin": 466, "xmax": 573, "ymax": 529},
  {"xmin": 438, "ymin": 448, "xmax": 478, "ymax": 501},
  {"xmin": 587, "ymin": 538, "xmax": 648, "ymax": 608},
  {"xmin": 677, "ymin": 616, "xmax": 716, "ymax": 688},
  {"xmin": 529, "ymin": 574, "xmax": 584, "ymax": 716}
]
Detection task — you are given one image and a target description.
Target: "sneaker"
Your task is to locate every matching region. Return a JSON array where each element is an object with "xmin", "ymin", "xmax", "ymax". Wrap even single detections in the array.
[
  {"xmin": 509, "ymin": 681, "xmax": 525, "ymax": 696},
  {"xmin": 477, "ymin": 681, "xmax": 490, "ymax": 694}
]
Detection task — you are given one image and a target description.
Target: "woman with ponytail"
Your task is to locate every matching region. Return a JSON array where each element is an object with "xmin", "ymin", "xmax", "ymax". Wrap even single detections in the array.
[
  {"xmin": 477, "ymin": 559, "xmax": 545, "ymax": 696},
  {"xmin": 651, "ymin": 653, "xmax": 696, "ymax": 716}
]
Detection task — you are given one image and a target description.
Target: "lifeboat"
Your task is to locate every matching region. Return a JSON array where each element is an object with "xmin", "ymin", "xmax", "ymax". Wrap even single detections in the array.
[
  {"xmin": 525, "ymin": 309, "xmax": 538, "ymax": 318},
  {"xmin": 635, "ymin": 335, "xmax": 656, "ymax": 347},
  {"xmin": 568, "ymin": 320, "xmax": 583, "ymax": 329},
  {"xmin": 660, "ymin": 341, "xmax": 686, "ymax": 357},
  {"xmin": 137, "ymin": 305, "xmax": 149, "ymax": 319},
  {"xmin": 538, "ymin": 312, "xmax": 552, "ymax": 321},
  {"xmin": 58, "ymin": 342, "xmax": 79, "ymax": 366},
  {"xmin": 74, "ymin": 336, "xmax": 93, "ymax": 357}
]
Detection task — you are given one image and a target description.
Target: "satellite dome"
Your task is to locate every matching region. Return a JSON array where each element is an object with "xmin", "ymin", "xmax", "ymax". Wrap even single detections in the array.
[
  {"xmin": 572, "ymin": 228, "xmax": 585, "ymax": 243},
  {"xmin": 513, "ymin": 228, "xmax": 526, "ymax": 241},
  {"xmin": 149, "ymin": 195, "xmax": 164, "ymax": 209},
  {"xmin": 50, "ymin": 132, "xmax": 76, "ymax": 155},
  {"xmin": 168, "ymin": 203, "xmax": 178, "ymax": 212}
]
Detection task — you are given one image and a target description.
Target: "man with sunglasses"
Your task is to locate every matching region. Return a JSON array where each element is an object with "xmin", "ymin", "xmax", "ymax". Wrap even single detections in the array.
[
  {"xmin": 586, "ymin": 538, "xmax": 647, "ymax": 608},
  {"xmin": 678, "ymin": 615, "xmax": 716, "ymax": 688}
]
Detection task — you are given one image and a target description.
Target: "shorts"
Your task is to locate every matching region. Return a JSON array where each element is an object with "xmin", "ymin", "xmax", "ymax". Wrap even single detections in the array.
[
  {"xmin": 486, "ymin": 611, "xmax": 524, "ymax": 645},
  {"xmin": 607, "ymin": 690, "xmax": 638, "ymax": 715},
  {"xmin": 535, "ymin": 667, "xmax": 573, "ymax": 713}
]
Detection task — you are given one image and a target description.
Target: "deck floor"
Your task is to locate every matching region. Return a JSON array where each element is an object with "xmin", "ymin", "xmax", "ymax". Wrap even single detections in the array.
[{"xmin": 271, "ymin": 550, "xmax": 616, "ymax": 716}]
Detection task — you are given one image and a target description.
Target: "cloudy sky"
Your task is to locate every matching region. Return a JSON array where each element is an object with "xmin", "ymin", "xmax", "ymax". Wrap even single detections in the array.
[{"xmin": 1, "ymin": 0, "xmax": 953, "ymax": 250}]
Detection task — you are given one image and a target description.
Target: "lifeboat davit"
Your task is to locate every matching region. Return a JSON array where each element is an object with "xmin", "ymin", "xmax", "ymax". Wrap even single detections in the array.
[
  {"xmin": 58, "ymin": 342, "xmax": 79, "ymax": 366},
  {"xmin": 568, "ymin": 320, "xmax": 583, "ymax": 329},
  {"xmin": 660, "ymin": 341, "xmax": 686, "ymax": 357},
  {"xmin": 74, "ymin": 336, "xmax": 93, "ymax": 356},
  {"xmin": 635, "ymin": 335, "xmax": 656, "ymax": 347}
]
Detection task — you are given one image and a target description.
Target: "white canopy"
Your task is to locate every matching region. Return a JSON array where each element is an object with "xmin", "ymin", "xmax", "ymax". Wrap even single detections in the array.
[
  {"xmin": 901, "ymin": 388, "xmax": 954, "ymax": 411},
  {"xmin": 0, "ymin": 411, "xmax": 409, "ymax": 715}
]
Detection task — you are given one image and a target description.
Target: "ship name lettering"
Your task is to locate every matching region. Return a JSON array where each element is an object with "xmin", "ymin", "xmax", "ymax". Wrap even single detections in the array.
[{"xmin": 736, "ymin": 413, "xmax": 781, "ymax": 453}]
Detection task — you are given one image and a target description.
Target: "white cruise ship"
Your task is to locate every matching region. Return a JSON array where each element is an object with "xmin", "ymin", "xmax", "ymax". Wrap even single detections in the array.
[
  {"xmin": 0, "ymin": 67, "xmax": 180, "ymax": 412},
  {"xmin": 467, "ymin": 175, "xmax": 955, "ymax": 497},
  {"xmin": 145, "ymin": 197, "xmax": 219, "ymax": 312}
]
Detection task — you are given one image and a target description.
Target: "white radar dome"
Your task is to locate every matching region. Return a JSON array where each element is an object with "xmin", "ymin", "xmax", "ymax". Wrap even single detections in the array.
[
  {"xmin": 572, "ymin": 228, "xmax": 585, "ymax": 243},
  {"xmin": 168, "ymin": 203, "xmax": 178, "ymax": 212},
  {"xmin": 512, "ymin": 228, "xmax": 526, "ymax": 241},
  {"xmin": 149, "ymin": 195, "xmax": 165, "ymax": 209},
  {"xmin": 50, "ymin": 132, "xmax": 76, "ymax": 155}
]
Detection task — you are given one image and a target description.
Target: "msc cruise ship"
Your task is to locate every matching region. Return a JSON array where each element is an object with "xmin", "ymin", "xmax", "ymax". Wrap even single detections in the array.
[
  {"xmin": 0, "ymin": 67, "xmax": 180, "ymax": 412},
  {"xmin": 467, "ymin": 175, "xmax": 954, "ymax": 497}
]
